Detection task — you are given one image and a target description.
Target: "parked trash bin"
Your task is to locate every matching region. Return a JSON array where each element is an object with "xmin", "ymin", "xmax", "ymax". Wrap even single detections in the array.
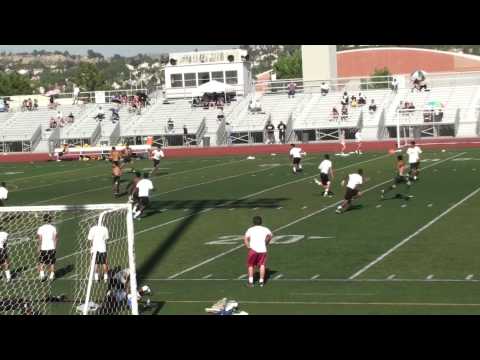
[{"xmin": 203, "ymin": 137, "xmax": 210, "ymax": 147}]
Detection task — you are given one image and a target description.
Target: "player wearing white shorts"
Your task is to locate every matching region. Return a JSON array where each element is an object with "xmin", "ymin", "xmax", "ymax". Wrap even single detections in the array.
[
  {"xmin": 315, "ymin": 154, "xmax": 334, "ymax": 197},
  {"xmin": 406, "ymin": 141, "xmax": 422, "ymax": 181},
  {"xmin": 88, "ymin": 225, "xmax": 109, "ymax": 282},
  {"xmin": 336, "ymin": 169, "xmax": 364, "ymax": 214},
  {"xmin": 0, "ymin": 226, "xmax": 11, "ymax": 282},
  {"xmin": 36, "ymin": 215, "xmax": 58, "ymax": 281},
  {"xmin": 289, "ymin": 144, "xmax": 304, "ymax": 174},
  {"xmin": 0, "ymin": 182, "xmax": 8, "ymax": 207},
  {"xmin": 150, "ymin": 146, "xmax": 165, "ymax": 176}
]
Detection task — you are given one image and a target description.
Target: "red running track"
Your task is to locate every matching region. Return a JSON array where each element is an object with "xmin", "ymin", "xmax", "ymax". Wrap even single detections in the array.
[{"xmin": 1, "ymin": 138, "xmax": 480, "ymax": 163}]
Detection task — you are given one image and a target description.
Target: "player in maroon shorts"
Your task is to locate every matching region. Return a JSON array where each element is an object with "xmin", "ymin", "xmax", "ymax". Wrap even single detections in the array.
[{"xmin": 243, "ymin": 216, "xmax": 273, "ymax": 287}]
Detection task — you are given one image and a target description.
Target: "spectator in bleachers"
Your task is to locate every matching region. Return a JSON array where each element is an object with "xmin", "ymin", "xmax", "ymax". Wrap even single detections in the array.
[
  {"xmin": 332, "ymin": 107, "xmax": 339, "ymax": 121},
  {"xmin": 341, "ymin": 105, "xmax": 348, "ymax": 121},
  {"xmin": 265, "ymin": 120, "xmax": 275, "ymax": 144},
  {"xmin": 94, "ymin": 106, "xmax": 105, "ymax": 121},
  {"xmin": 278, "ymin": 121, "xmax": 287, "ymax": 144},
  {"xmin": 225, "ymin": 122, "xmax": 232, "ymax": 145},
  {"xmin": 341, "ymin": 92, "xmax": 349, "ymax": 106},
  {"xmin": 21, "ymin": 100, "xmax": 27, "ymax": 112},
  {"xmin": 49, "ymin": 95, "xmax": 58, "ymax": 110},
  {"xmin": 192, "ymin": 97, "xmax": 201, "ymax": 107},
  {"xmin": 288, "ymin": 82, "xmax": 296, "ymax": 99},
  {"xmin": 67, "ymin": 112, "xmax": 75, "ymax": 123},
  {"xmin": 320, "ymin": 82, "xmax": 330, "ymax": 96},
  {"xmin": 391, "ymin": 77, "xmax": 399, "ymax": 92},
  {"xmin": 33, "ymin": 99, "xmax": 38, "ymax": 111},
  {"xmin": 183, "ymin": 125, "xmax": 188, "ymax": 145},
  {"xmin": 217, "ymin": 109, "xmax": 225, "ymax": 123},
  {"xmin": 110, "ymin": 107, "xmax": 120, "ymax": 123},
  {"xmin": 27, "ymin": 98, "xmax": 33, "ymax": 111},
  {"xmin": 368, "ymin": 100, "xmax": 377, "ymax": 114},
  {"xmin": 167, "ymin": 118, "xmax": 174, "ymax": 133},
  {"xmin": 3, "ymin": 98, "xmax": 10, "ymax": 112},
  {"xmin": 358, "ymin": 93, "xmax": 367, "ymax": 105},
  {"xmin": 73, "ymin": 85, "xmax": 80, "ymax": 104},
  {"xmin": 351, "ymin": 97, "xmax": 358, "ymax": 108}
]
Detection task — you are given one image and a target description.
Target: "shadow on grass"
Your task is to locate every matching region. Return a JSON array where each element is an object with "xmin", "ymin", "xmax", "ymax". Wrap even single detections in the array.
[
  {"xmin": 56, "ymin": 264, "xmax": 74, "ymax": 279},
  {"xmin": 136, "ymin": 198, "xmax": 288, "ymax": 279},
  {"xmin": 141, "ymin": 197, "xmax": 289, "ymax": 219}
]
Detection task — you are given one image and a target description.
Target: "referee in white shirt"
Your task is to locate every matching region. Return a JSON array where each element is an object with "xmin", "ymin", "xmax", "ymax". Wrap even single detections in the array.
[{"xmin": 36, "ymin": 214, "xmax": 58, "ymax": 281}]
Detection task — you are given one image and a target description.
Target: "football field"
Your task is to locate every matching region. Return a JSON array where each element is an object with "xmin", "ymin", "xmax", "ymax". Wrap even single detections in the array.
[{"xmin": 2, "ymin": 147, "xmax": 480, "ymax": 315}]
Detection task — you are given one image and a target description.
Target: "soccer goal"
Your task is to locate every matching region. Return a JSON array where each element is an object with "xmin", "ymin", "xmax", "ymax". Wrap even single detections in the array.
[{"xmin": 0, "ymin": 204, "xmax": 138, "ymax": 315}]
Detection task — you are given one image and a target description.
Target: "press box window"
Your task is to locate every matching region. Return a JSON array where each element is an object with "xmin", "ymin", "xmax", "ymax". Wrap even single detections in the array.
[
  {"xmin": 198, "ymin": 72, "xmax": 210, "ymax": 85},
  {"xmin": 170, "ymin": 74, "xmax": 183, "ymax": 88},
  {"xmin": 184, "ymin": 73, "xmax": 197, "ymax": 87},
  {"xmin": 226, "ymin": 70, "xmax": 238, "ymax": 85}
]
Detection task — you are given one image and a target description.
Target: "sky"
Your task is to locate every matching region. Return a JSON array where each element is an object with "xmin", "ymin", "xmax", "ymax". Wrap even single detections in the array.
[{"xmin": 0, "ymin": 45, "xmax": 239, "ymax": 57}]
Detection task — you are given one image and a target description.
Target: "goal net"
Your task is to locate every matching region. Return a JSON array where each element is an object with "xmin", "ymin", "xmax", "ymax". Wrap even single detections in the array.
[{"xmin": 0, "ymin": 204, "xmax": 138, "ymax": 315}]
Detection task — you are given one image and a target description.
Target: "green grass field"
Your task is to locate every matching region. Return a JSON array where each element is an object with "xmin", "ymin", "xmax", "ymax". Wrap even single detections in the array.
[{"xmin": 2, "ymin": 147, "xmax": 480, "ymax": 315}]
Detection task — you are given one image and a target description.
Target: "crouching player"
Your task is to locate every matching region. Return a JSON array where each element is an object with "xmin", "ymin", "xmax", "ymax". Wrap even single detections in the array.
[
  {"xmin": 336, "ymin": 169, "xmax": 364, "ymax": 214},
  {"xmin": 99, "ymin": 267, "xmax": 151, "ymax": 314},
  {"xmin": 244, "ymin": 216, "xmax": 273, "ymax": 287}
]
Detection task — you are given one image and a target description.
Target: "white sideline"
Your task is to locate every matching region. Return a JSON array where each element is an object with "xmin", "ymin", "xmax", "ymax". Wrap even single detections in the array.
[
  {"xmin": 53, "ymin": 153, "xmax": 390, "ymax": 266},
  {"xmin": 349, "ymin": 183, "xmax": 480, "ymax": 280},
  {"xmin": 167, "ymin": 152, "xmax": 464, "ymax": 279}
]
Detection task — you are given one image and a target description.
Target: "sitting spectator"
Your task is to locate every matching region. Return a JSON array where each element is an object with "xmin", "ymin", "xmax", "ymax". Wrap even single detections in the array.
[
  {"xmin": 49, "ymin": 118, "xmax": 57, "ymax": 128},
  {"xmin": 48, "ymin": 95, "xmax": 57, "ymax": 109},
  {"xmin": 33, "ymin": 99, "xmax": 39, "ymax": 111},
  {"xmin": 67, "ymin": 112, "xmax": 75, "ymax": 123},
  {"xmin": 3, "ymin": 98, "xmax": 9, "ymax": 112},
  {"xmin": 332, "ymin": 107, "xmax": 339, "ymax": 121},
  {"xmin": 368, "ymin": 100, "xmax": 377, "ymax": 114},
  {"xmin": 412, "ymin": 79, "xmax": 428, "ymax": 92},
  {"xmin": 320, "ymin": 82, "xmax": 329, "ymax": 96},
  {"xmin": 391, "ymin": 77, "xmax": 399, "ymax": 92},
  {"xmin": 192, "ymin": 97, "xmax": 201, "ymax": 107},
  {"xmin": 341, "ymin": 105, "xmax": 348, "ymax": 121},
  {"xmin": 434, "ymin": 109, "xmax": 444, "ymax": 122},
  {"xmin": 341, "ymin": 92, "xmax": 349, "ymax": 106},
  {"xmin": 350, "ymin": 95, "xmax": 357, "ymax": 104},
  {"xmin": 216, "ymin": 98, "xmax": 224, "ymax": 110},
  {"xmin": 94, "ymin": 106, "xmax": 105, "ymax": 121},
  {"xmin": 27, "ymin": 98, "xmax": 33, "ymax": 111},
  {"xmin": 167, "ymin": 118, "xmax": 174, "ymax": 133},
  {"xmin": 351, "ymin": 97, "xmax": 358, "ymax": 108},
  {"xmin": 217, "ymin": 110, "xmax": 225, "ymax": 122},
  {"xmin": 358, "ymin": 93, "xmax": 367, "ymax": 105},
  {"xmin": 21, "ymin": 99, "xmax": 28, "ymax": 112},
  {"xmin": 249, "ymin": 99, "xmax": 262, "ymax": 114},
  {"xmin": 287, "ymin": 82, "xmax": 296, "ymax": 98}
]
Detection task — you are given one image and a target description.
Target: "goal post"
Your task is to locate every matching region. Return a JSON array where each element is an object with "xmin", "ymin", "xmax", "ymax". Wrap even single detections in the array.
[{"xmin": 0, "ymin": 204, "xmax": 138, "ymax": 315}]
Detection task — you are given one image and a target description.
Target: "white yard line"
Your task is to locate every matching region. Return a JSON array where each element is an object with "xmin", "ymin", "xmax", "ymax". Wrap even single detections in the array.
[
  {"xmin": 167, "ymin": 153, "xmax": 464, "ymax": 279},
  {"xmin": 349, "ymin": 183, "xmax": 480, "ymax": 280}
]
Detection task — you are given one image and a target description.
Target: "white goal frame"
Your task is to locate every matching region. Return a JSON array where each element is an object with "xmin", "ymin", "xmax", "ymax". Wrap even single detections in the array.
[{"xmin": 0, "ymin": 204, "xmax": 138, "ymax": 315}]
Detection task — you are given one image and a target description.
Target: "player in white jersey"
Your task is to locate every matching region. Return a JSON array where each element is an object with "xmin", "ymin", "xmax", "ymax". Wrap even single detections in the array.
[
  {"xmin": 336, "ymin": 169, "xmax": 364, "ymax": 214},
  {"xmin": 133, "ymin": 173, "xmax": 154, "ymax": 220},
  {"xmin": 150, "ymin": 146, "xmax": 165, "ymax": 176},
  {"xmin": 0, "ymin": 226, "xmax": 11, "ymax": 282},
  {"xmin": 36, "ymin": 214, "xmax": 58, "ymax": 281},
  {"xmin": 289, "ymin": 144, "xmax": 305, "ymax": 174},
  {"xmin": 244, "ymin": 216, "xmax": 273, "ymax": 287},
  {"xmin": 315, "ymin": 154, "xmax": 335, "ymax": 197},
  {"xmin": 355, "ymin": 129, "xmax": 363, "ymax": 154},
  {"xmin": 406, "ymin": 141, "xmax": 422, "ymax": 181},
  {"xmin": 0, "ymin": 182, "xmax": 8, "ymax": 207},
  {"xmin": 88, "ymin": 225, "xmax": 109, "ymax": 282}
]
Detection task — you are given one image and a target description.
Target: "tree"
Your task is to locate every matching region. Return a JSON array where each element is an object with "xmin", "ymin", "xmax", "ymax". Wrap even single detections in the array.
[
  {"xmin": 0, "ymin": 73, "xmax": 33, "ymax": 96},
  {"xmin": 72, "ymin": 63, "xmax": 107, "ymax": 91},
  {"xmin": 272, "ymin": 49, "xmax": 302, "ymax": 79},
  {"xmin": 362, "ymin": 67, "xmax": 392, "ymax": 90}
]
